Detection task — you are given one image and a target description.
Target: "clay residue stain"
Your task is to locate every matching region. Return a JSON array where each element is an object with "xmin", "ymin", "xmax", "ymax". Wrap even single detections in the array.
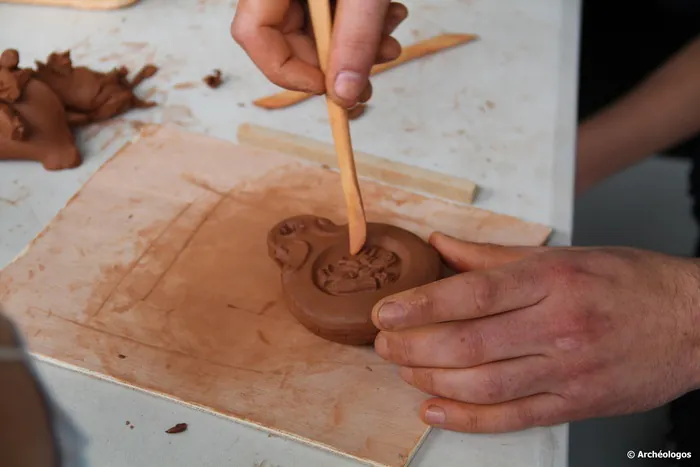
[
  {"xmin": 174, "ymin": 82, "xmax": 198, "ymax": 90},
  {"xmin": 122, "ymin": 42, "xmax": 149, "ymax": 51},
  {"xmin": 259, "ymin": 300, "xmax": 276, "ymax": 315},
  {"xmin": 0, "ymin": 190, "xmax": 29, "ymax": 206},
  {"xmin": 162, "ymin": 105, "xmax": 197, "ymax": 127},
  {"xmin": 256, "ymin": 330, "xmax": 271, "ymax": 345},
  {"xmin": 333, "ymin": 401, "xmax": 344, "ymax": 425}
]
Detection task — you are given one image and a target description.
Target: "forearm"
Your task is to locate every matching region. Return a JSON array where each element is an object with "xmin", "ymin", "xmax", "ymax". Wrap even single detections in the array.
[{"xmin": 576, "ymin": 35, "xmax": 700, "ymax": 194}]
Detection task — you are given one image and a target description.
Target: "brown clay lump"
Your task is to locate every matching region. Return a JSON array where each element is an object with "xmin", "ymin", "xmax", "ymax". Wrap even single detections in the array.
[
  {"xmin": 268, "ymin": 215, "xmax": 443, "ymax": 345},
  {"xmin": 203, "ymin": 69, "xmax": 223, "ymax": 89},
  {"xmin": 34, "ymin": 51, "xmax": 158, "ymax": 126},
  {"xmin": 0, "ymin": 49, "xmax": 80, "ymax": 171}
]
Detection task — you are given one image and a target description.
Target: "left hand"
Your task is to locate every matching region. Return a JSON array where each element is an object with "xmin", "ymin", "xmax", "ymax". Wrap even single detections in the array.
[{"xmin": 371, "ymin": 233, "xmax": 700, "ymax": 433}]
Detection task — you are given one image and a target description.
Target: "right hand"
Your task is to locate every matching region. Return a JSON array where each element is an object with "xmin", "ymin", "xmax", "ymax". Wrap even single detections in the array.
[{"xmin": 231, "ymin": 0, "xmax": 408, "ymax": 107}]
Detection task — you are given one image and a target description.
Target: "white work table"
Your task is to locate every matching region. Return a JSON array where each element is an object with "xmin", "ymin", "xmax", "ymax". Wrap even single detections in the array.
[{"xmin": 0, "ymin": 0, "xmax": 579, "ymax": 466}]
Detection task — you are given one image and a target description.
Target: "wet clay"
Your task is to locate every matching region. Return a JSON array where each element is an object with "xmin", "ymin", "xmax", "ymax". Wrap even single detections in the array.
[
  {"xmin": 0, "ymin": 49, "xmax": 80, "ymax": 170},
  {"xmin": 268, "ymin": 215, "xmax": 442, "ymax": 345},
  {"xmin": 203, "ymin": 69, "xmax": 222, "ymax": 89},
  {"xmin": 34, "ymin": 51, "xmax": 158, "ymax": 126}
]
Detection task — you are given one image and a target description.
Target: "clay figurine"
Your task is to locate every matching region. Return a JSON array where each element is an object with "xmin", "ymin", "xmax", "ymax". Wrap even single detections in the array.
[
  {"xmin": 0, "ymin": 49, "xmax": 80, "ymax": 171},
  {"xmin": 34, "ymin": 51, "xmax": 158, "ymax": 126},
  {"xmin": 268, "ymin": 215, "xmax": 443, "ymax": 345}
]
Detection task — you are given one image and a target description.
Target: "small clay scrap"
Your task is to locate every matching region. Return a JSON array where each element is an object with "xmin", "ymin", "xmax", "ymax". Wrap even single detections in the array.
[
  {"xmin": 203, "ymin": 69, "xmax": 222, "ymax": 89},
  {"xmin": 0, "ymin": 49, "xmax": 80, "ymax": 170},
  {"xmin": 268, "ymin": 215, "xmax": 443, "ymax": 345},
  {"xmin": 34, "ymin": 51, "xmax": 158, "ymax": 126},
  {"xmin": 165, "ymin": 423, "xmax": 188, "ymax": 434},
  {"xmin": 0, "ymin": 48, "xmax": 158, "ymax": 171}
]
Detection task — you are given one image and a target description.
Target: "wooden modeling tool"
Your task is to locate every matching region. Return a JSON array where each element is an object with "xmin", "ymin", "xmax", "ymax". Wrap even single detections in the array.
[
  {"xmin": 253, "ymin": 33, "xmax": 479, "ymax": 110},
  {"xmin": 307, "ymin": 0, "xmax": 367, "ymax": 255}
]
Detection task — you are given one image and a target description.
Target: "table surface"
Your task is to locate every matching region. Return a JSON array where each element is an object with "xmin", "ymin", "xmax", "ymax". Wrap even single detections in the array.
[{"xmin": 0, "ymin": 0, "xmax": 579, "ymax": 465}]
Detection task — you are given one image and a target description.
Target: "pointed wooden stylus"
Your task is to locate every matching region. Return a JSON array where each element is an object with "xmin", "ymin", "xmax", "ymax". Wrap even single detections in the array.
[{"xmin": 307, "ymin": 0, "xmax": 367, "ymax": 255}]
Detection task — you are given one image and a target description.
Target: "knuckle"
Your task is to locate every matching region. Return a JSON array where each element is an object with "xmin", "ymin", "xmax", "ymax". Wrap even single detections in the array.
[
  {"xmin": 453, "ymin": 324, "xmax": 486, "ymax": 365},
  {"xmin": 411, "ymin": 292, "xmax": 436, "ymax": 323},
  {"xmin": 454, "ymin": 406, "xmax": 480, "ymax": 432},
  {"xmin": 392, "ymin": 334, "xmax": 414, "ymax": 364},
  {"xmin": 414, "ymin": 369, "xmax": 437, "ymax": 394},
  {"xmin": 462, "ymin": 274, "xmax": 497, "ymax": 317},
  {"xmin": 512, "ymin": 403, "xmax": 537, "ymax": 428},
  {"xmin": 230, "ymin": 20, "xmax": 249, "ymax": 44},
  {"xmin": 476, "ymin": 369, "xmax": 506, "ymax": 403},
  {"xmin": 545, "ymin": 255, "xmax": 584, "ymax": 288}
]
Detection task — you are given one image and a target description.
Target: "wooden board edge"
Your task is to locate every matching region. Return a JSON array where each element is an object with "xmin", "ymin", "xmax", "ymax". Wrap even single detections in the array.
[
  {"xmin": 1, "ymin": 0, "xmax": 139, "ymax": 9},
  {"xmin": 31, "ymin": 352, "xmax": 408, "ymax": 467},
  {"xmin": 2, "ymin": 126, "xmax": 157, "ymax": 271},
  {"xmin": 404, "ymin": 427, "xmax": 432, "ymax": 467},
  {"xmin": 236, "ymin": 123, "xmax": 478, "ymax": 205}
]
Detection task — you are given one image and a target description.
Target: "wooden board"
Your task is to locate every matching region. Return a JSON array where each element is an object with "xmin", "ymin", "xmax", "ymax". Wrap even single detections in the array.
[
  {"xmin": 0, "ymin": 125, "xmax": 551, "ymax": 467},
  {"xmin": 1, "ymin": 0, "xmax": 138, "ymax": 9}
]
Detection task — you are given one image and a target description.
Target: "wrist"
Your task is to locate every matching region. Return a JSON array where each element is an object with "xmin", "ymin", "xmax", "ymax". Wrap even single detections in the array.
[{"xmin": 680, "ymin": 259, "xmax": 700, "ymax": 391}]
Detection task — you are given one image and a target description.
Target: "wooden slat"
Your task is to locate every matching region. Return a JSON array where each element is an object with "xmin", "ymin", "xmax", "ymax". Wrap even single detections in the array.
[
  {"xmin": 253, "ymin": 34, "xmax": 479, "ymax": 110},
  {"xmin": 237, "ymin": 123, "xmax": 478, "ymax": 204}
]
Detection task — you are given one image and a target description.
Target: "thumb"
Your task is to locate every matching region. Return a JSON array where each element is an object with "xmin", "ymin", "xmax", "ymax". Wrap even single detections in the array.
[
  {"xmin": 429, "ymin": 232, "xmax": 545, "ymax": 272},
  {"xmin": 327, "ymin": 0, "xmax": 391, "ymax": 107}
]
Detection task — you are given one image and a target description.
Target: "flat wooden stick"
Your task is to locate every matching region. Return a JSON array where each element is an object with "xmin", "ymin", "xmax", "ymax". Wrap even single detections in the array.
[
  {"xmin": 253, "ymin": 33, "xmax": 479, "ymax": 110},
  {"xmin": 1, "ymin": 0, "xmax": 139, "ymax": 8},
  {"xmin": 237, "ymin": 123, "xmax": 478, "ymax": 205},
  {"xmin": 307, "ymin": 0, "xmax": 366, "ymax": 254}
]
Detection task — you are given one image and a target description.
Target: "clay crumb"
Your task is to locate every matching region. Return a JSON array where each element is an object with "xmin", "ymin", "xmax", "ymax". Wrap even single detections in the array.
[
  {"xmin": 165, "ymin": 423, "xmax": 188, "ymax": 434},
  {"xmin": 203, "ymin": 70, "xmax": 222, "ymax": 89},
  {"xmin": 130, "ymin": 426, "xmax": 134, "ymax": 430},
  {"xmin": 237, "ymin": 102, "xmax": 245, "ymax": 108},
  {"xmin": 125, "ymin": 421, "xmax": 130, "ymax": 425},
  {"xmin": 365, "ymin": 366, "xmax": 373, "ymax": 372},
  {"xmin": 118, "ymin": 354, "xmax": 126, "ymax": 359}
]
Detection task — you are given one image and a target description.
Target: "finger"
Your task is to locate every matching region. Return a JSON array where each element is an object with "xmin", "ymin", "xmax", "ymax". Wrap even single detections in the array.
[
  {"xmin": 357, "ymin": 81, "xmax": 372, "ymax": 103},
  {"xmin": 430, "ymin": 232, "xmax": 545, "ymax": 272},
  {"xmin": 347, "ymin": 103, "xmax": 367, "ymax": 120},
  {"xmin": 372, "ymin": 261, "xmax": 548, "ymax": 331},
  {"xmin": 399, "ymin": 355, "xmax": 556, "ymax": 404},
  {"xmin": 419, "ymin": 393, "xmax": 568, "ymax": 433},
  {"xmin": 374, "ymin": 307, "xmax": 546, "ymax": 367},
  {"xmin": 286, "ymin": 33, "xmax": 320, "ymax": 67},
  {"xmin": 376, "ymin": 36, "xmax": 402, "ymax": 64},
  {"xmin": 383, "ymin": 2, "xmax": 408, "ymax": 35},
  {"xmin": 232, "ymin": 0, "xmax": 325, "ymax": 93},
  {"xmin": 327, "ymin": 0, "xmax": 392, "ymax": 107}
]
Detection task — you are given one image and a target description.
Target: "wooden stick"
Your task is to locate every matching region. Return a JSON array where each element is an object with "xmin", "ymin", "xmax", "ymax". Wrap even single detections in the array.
[
  {"xmin": 1, "ymin": 0, "xmax": 139, "ymax": 8},
  {"xmin": 307, "ymin": 0, "xmax": 366, "ymax": 254},
  {"xmin": 253, "ymin": 33, "xmax": 479, "ymax": 110},
  {"xmin": 237, "ymin": 123, "xmax": 479, "ymax": 205}
]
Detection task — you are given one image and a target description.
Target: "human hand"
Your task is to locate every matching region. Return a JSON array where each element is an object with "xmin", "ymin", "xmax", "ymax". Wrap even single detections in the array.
[
  {"xmin": 231, "ymin": 0, "xmax": 408, "ymax": 107},
  {"xmin": 371, "ymin": 233, "xmax": 700, "ymax": 433}
]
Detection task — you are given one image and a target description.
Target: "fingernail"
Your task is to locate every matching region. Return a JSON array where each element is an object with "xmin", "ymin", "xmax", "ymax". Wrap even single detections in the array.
[
  {"xmin": 377, "ymin": 302, "xmax": 406, "ymax": 329},
  {"xmin": 424, "ymin": 405, "xmax": 446, "ymax": 425},
  {"xmin": 334, "ymin": 71, "xmax": 364, "ymax": 102}
]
